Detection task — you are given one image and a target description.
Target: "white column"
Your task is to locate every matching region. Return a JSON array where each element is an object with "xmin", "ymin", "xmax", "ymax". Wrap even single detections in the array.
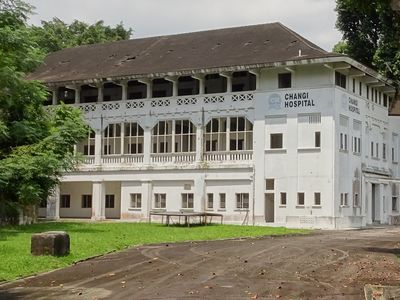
[
  {"xmin": 366, "ymin": 182, "xmax": 373, "ymax": 224},
  {"xmin": 147, "ymin": 81, "xmax": 152, "ymax": 98},
  {"xmin": 143, "ymin": 127, "xmax": 151, "ymax": 164},
  {"xmin": 52, "ymin": 89, "xmax": 58, "ymax": 105},
  {"xmin": 172, "ymin": 80, "xmax": 178, "ymax": 96},
  {"xmin": 194, "ymin": 176, "xmax": 205, "ymax": 212},
  {"xmin": 195, "ymin": 124, "xmax": 203, "ymax": 162},
  {"xmin": 226, "ymin": 117, "xmax": 230, "ymax": 151},
  {"xmin": 92, "ymin": 181, "xmax": 105, "ymax": 220},
  {"xmin": 171, "ymin": 120, "xmax": 176, "ymax": 154},
  {"xmin": 141, "ymin": 180, "xmax": 153, "ymax": 219},
  {"xmin": 46, "ymin": 185, "xmax": 60, "ymax": 220},
  {"xmin": 221, "ymin": 73, "xmax": 232, "ymax": 93},
  {"xmin": 121, "ymin": 81, "xmax": 128, "ymax": 101},
  {"xmin": 97, "ymin": 84, "xmax": 104, "ymax": 102},
  {"xmin": 120, "ymin": 122, "xmax": 125, "ymax": 157},
  {"xmin": 94, "ymin": 129, "xmax": 102, "ymax": 165},
  {"xmin": 379, "ymin": 184, "xmax": 385, "ymax": 223},
  {"xmin": 193, "ymin": 75, "xmax": 205, "ymax": 94},
  {"xmin": 74, "ymin": 86, "xmax": 80, "ymax": 104}
]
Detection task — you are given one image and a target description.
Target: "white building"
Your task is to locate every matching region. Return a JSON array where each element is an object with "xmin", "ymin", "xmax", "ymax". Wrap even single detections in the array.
[{"xmin": 31, "ymin": 23, "xmax": 400, "ymax": 229}]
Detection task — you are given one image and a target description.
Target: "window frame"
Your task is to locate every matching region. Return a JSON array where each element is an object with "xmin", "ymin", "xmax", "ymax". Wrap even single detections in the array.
[{"xmin": 130, "ymin": 193, "xmax": 142, "ymax": 209}]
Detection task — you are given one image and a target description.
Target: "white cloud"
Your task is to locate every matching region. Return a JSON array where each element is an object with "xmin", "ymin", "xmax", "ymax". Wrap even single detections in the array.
[{"xmin": 26, "ymin": 0, "xmax": 342, "ymax": 51}]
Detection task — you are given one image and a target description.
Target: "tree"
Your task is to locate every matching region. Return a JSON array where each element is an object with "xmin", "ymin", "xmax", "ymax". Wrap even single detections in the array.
[
  {"xmin": 30, "ymin": 18, "xmax": 132, "ymax": 54},
  {"xmin": 335, "ymin": 0, "xmax": 400, "ymax": 81},
  {"xmin": 0, "ymin": 0, "xmax": 88, "ymax": 224}
]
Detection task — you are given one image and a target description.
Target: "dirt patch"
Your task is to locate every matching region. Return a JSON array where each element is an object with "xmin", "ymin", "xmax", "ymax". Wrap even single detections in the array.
[{"xmin": 1, "ymin": 227, "xmax": 400, "ymax": 299}]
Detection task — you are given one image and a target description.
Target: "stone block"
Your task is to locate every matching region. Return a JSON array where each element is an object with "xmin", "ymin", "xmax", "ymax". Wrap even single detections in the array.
[{"xmin": 31, "ymin": 231, "xmax": 70, "ymax": 256}]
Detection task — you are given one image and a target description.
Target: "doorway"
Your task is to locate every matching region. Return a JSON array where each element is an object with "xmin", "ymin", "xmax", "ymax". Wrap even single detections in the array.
[
  {"xmin": 265, "ymin": 193, "xmax": 275, "ymax": 222},
  {"xmin": 371, "ymin": 184, "xmax": 380, "ymax": 223}
]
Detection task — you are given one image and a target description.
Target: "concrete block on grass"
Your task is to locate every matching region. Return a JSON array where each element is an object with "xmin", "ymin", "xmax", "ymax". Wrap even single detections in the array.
[{"xmin": 31, "ymin": 231, "xmax": 70, "ymax": 256}]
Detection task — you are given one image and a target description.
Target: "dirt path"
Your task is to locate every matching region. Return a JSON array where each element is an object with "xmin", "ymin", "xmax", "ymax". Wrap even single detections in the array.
[{"xmin": 1, "ymin": 227, "xmax": 400, "ymax": 299}]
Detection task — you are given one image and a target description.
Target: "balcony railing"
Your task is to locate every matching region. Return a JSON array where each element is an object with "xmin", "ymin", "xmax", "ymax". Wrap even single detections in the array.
[
  {"xmin": 101, "ymin": 154, "xmax": 144, "ymax": 164},
  {"xmin": 151, "ymin": 153, "xmax": 196, "ymax": 164},
  {"xmin": 204, "ymin": 151, "xmax": 253, "ymax": 162},
  {"xmin": 80, "ymin": 150, "xmax": 252, "ymax": 168},
  {"xmin": 75, "ymin": 91, "xmax": 254, "ymax": 118}
]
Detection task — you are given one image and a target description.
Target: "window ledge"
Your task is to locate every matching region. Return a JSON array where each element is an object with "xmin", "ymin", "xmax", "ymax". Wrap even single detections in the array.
[
  {"xmin": 128, "ymin": 208, "xmax": 142, "ymax": 211},
  {"xmin": 371, "ymin": 157, "xmax": 380, "ymax": 161},
  {"xmin": 392, "ymin": 161, "xmax": 398, "ymax": 165},
  {"xmin": 312, "ymin": 205, "xmax": 322, "ymax": 209},
  {"xmin": 353, "ymin": 152, "xmax": 361, "ymax": 156},
  {"xmin": 339, "ymin": 149, "xmax": 349, "ymax": 154},
  {"xmin": 205, "ymin": 209, "xmax": 214, "ymax": 211},
  {"xmin": 217, "ymin": 209, "xmax": 226, "ymax": 212},
  {"xmin": 296, "ymin": 205, "xmax": 305, "ymax": 209},
  {"xmin": 297, "ymin": 147, "xmax": 321, "ymax": 153},
  {"xmin": 152, "ymin": 208, "xmax": 167, "ymax": 212},
  {"xmin": 340, "ymin": 205, "xmax": 349, "ymax": 208},
  {"xmin": 180, "ymin": 209, "xmax": 194, "ymax": 212},
  {"xmin": 279, "ymin": 205, "xmax": 287, "ymax": 208},
  {"xmin": 265, "ymin": 149, "xmax": 287, "ymax": 154},
  {"xmin": 234, "ymin": 209, "xmax": 250, "ymax": 212}
]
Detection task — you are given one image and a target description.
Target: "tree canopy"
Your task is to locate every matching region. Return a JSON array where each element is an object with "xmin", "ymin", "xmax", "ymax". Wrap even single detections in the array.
[
  {"xmin": 0, "ymin": 0, "xmax": 89, "ymax": 223},
  {"xmin": 30, "ymin": 18, "xmax": 132, "ymax": 54},
  {"xmin": 335, "ymin": 0, "xmax": 400, "ymax": 81}
]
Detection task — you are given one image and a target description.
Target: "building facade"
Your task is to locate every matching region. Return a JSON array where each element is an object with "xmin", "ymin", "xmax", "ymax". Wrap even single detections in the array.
[{"xmin": 31, "ymin": 23, "xmax": 400, "ymax": 229}]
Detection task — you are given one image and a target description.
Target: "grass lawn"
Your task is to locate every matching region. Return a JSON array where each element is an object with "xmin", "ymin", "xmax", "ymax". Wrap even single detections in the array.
[{"xmin": 0, "ymin": 221, "xmax": 309, "ymax": 281}]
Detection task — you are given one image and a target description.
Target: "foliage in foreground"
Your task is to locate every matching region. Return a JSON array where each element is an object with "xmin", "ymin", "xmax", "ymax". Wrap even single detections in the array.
[
  {"xmin": 0, "ymin": 1, "xmax": 88, "ymax": 222},
  {"xmin": 334, "ymin": 0, "xmax": 400, "ymax": 81},
  {"xmin": 0, "ymin": 222, "xmax": 309, "ymax": 280}
]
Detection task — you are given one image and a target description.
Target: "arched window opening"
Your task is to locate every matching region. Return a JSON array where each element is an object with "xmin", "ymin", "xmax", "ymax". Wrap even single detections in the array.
[
  {"xmin": 178, "ymin": 76, "xmax": 199, "ymax": 96},
  {"xmin": 57, "ymin": 87, "xmax": 75, "ymax": 104},
  {"xmin": 152, "ymin": 78, "xmax": 173, "ymax": 98},
  {"xmin": 205, "ymin": 117, "xmax": 227, "ymax": 151},
  {"xmin": 204, "ymin": 74, "xmax": 227, "ymax": 94},
  {"xmin": 204, "ymin": 117, "xmax": 253, "ymax": 152},
  {"xmin": 124, "ymin": 122, "xmax": 144, "ymax": 154},
  {"xmin": 77, "ymin": 128, "xmax": 95, "ymax": 156},
  {"xmin": 152, "ymin": 121, "xmax": 173, "ymax": 153},
  {"xmin": 103, "ymin": 124, "xmax": 121, "ymax": 155},
  {"xmin": 103, "ymin": 82, "xmax": 122, "ymax": 101},
  {"xmin": 175, "ymin": 120, "xmax": 196, "ymax": 152},
  {"xmin": 80, "ymin": 85, "xmax": 98, "ymax": 103},
  {"xmin": 232, "ymin": 71, "xmax": 256, "ymax": 92},
  {"xmin": 229, "ymin": 117, "xmax": 253, "ymax": 150},
  {"xmin": 127, "ymin": 80, "xmax": 147, "ymax": 99}
]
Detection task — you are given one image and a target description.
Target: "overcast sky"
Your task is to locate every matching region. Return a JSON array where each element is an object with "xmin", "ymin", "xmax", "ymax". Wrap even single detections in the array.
[{"xmin": 26, "ymin": 0, "xmax": 342, "ymax": 51}]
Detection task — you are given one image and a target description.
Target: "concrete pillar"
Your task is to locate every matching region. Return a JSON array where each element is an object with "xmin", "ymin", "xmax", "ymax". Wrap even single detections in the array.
[
  {"xmin": 46, "ymin": 185, "xmax": 60, "ymax": 220},
  {"xmin": 141, "ymin": 180, "xmax": 153, "ymax": 219},
  {"xmin": 52, "ymin": 89, "xmax": 58, "ymax": 105},
  {"xmin": 92, "ymin": 181, "xmax": 105, "ymax": 220},
  {"xmin": 121, "ymin": 81, "xmax": 128, "ymax": 101},
  {"xmin": 120, "ymin": 121, "xmax": 125, "ymax": 156},
  {"xmin": 147, "ymin": 81, "xmax": 152, "ymax": 98},
  {"xmin": 195, "ymin": 124, "xmax": 204, "ymax": 162},
  {"xmin": 379, "ymin": 184, "xmax": 385, "ymax": 223},
  {"xmin": 74, "ymin": 86, "xmax": 80, "ymax": 104},
  {"xmin": 171, "ymin": 120, "xmax": 176, "ymax": 153},
  {"xmin": 143, "ymin": 127, "xmax": 151, "ymax": 164},
  {"xmin": 366, "ymin": 182, "xmax": 373, "ymax": 224},
  {"xmin": 221, "ymin": 73, "xmax": 232, "ymax": 93},
  {"xmin": 193, "ymin": 75, "xmax": 205, "ymax": 94},
  {"xmin": 194, "ymin": 175, "xmax": 205, "ymax": 212},
  {"xmin": 97, "ymin": 84, "xmax": 103, "ymax": 102},
  {"xmin": 226, "ymin": 117, "xmax": 230, "ymax": 151},
  {"xmin": 94, "ymin": 129, "xmax": 102, "ymax": 165}
]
